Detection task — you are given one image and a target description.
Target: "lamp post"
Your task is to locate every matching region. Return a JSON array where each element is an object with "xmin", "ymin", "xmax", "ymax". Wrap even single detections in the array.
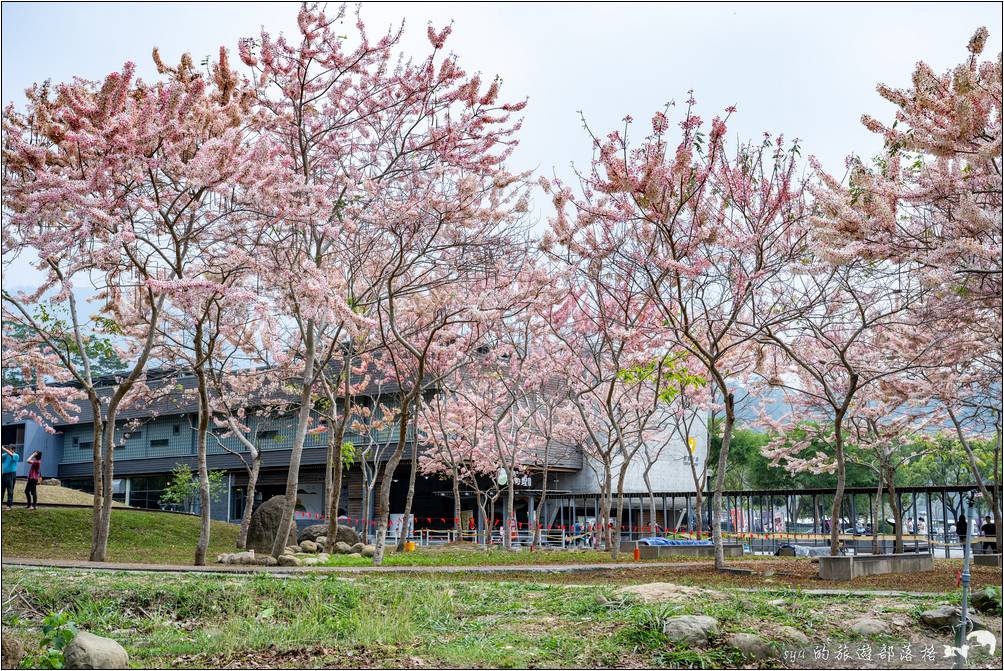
[{"xmin": 953, "ymin": 490, "xmax": 979, "ymax": 670}]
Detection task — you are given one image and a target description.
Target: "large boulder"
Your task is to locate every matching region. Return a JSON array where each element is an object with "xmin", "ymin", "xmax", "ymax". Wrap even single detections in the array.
[
  {"xmin": 662, "ymin": 615, "xmax": 718, "ymax": 646},
  {"xmin": 2, "ymin": 631, "xmax": 24, "ymax": 669},
  {"xmin": 277, "ymin": 554, "xmax": 301, "ymax": 567},
  {"xmin": 297, "ymin": 523, "xmax": 360, "ymax": 546},
  {"xmin": 299, "ymin": 540, "xmax": 319, "ymax": 554},
  {"xmin": 334, "ymin": 541, "xmax": 354, "ymax": 555},
  {"xmin": 63, "ymin": 631, "xmax": 129, "ymax": 669},
  {"xmin": 246, "ymin": 496, "xmax": 297, "ymax": 555}
]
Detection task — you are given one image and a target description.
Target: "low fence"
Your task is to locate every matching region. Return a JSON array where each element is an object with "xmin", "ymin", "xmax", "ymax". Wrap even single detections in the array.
[{"xmin": 291, "ymin": 511, "xmax": 1000, "ymax": 556}]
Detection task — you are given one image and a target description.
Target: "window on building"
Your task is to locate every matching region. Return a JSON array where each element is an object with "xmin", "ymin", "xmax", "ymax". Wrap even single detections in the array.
[
  {"xmin": 79, "ymin": 441, "xmax": 92, "ymax": 451},
  {"xmin": 173, "ymin": 424, "xmax": 181, "ymax": 435},
  {"xmin": 128, "ymin": 475, "xmax": 169, "ymax": 511},
  {"xmin": 124, "ymin": 430, "xmax": 142, "ymax": 440},
  {"xmin": 150, "ymin": 439, "xmax": 169, "ymax": 449},
  {"xmin": 257, "ymin": 430, "xmax": 278, "ymax": 442}
]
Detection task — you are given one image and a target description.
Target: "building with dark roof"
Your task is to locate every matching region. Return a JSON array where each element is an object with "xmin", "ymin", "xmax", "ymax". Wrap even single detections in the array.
[{"xmin": 2, "ymin": 365, "xmax": 703, "ymax": 536}]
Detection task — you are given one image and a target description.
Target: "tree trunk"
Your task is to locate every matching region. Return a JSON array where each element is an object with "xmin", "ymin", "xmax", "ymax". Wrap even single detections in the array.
[
  {"xmin": 711, "ymin": 392, "xmax": 735, "ymax": 570},
  {"xmin": 237, "ymin": 457, "xmax": 260, "ymax": 549},
  {"xmin": 611, "ymin": 466, "xmax": 628, "ymax": 560},
  {"xmin": 271, "ymin": 321, "xmax": 316, "ymax": 558},
  {"xmin": 194, "ymin": 367, "xmax": 211, "ymax": 566},
  {"xmin": 373, "ymin": 392, "xmax": 413, "ymax": 565},
  {"xmin": 451, "ymin": 467, "xmax": 462, "ymax": 541},
  {"xmin": 93, "ymin": 417, "xmax": 119, "ymax": 562},
  {"xmin": 330, "ymin": 442, "xmax": 344, "ymax": 545},
  {"xmin": 88, "ymin": 414, "xmax": 104, "ymax": 561},
  {"xmin": 886, "ymin": 467, "xmax": 903, "ymax": 554},
  {"xmin": 325, "ymin": 351, "xmax": 352, "ymax": 552},
  {"xmin": 872, "ymin": 479, "xmax": 883, "ymax": 555},
  {"xmin": 396, "ymin": 422, "xmax": 419, "ymax": 553},
  {"xmin": 324, "ymin": 432, "xmax": 335, "ymax": 542},
  {"xmin": 600, "ymin": 463, "xmax": 613, "ymax": 550},
  {"xmin": 694, "ymin": 491, "xmax": 703, "ymax": 537},
  {"xmin": 829, "ymin": 410, "xmax": 847, "ymax": 556},
  {"xmin": 534, "ymin": 444, "xmax": 551, "ymax": 549},
  {"xmin": 505, "ymin": 478, "xmax": 515, "ymax": 550},
  {"xmin": 476, "ymin": 495, "xmax": 489, "ymax": 546},
  {"xmin": 644, "ymin": 469, "xmax": 657, "ymax": 534}
]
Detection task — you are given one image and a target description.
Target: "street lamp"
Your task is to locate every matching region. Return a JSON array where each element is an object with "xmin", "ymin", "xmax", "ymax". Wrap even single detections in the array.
[{"xmin": 953, "ymin": 489, "xmax": 981, "ymax": 670}]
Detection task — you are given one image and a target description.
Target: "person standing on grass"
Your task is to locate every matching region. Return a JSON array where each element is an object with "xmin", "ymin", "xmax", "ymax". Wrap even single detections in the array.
[
  {"xmin": 24, "ymin": 451, "xmax": 42, "ymax": 510},
  {"xmin": 1, "ymin": 446, "xmax": 20, "ymax": 510}
]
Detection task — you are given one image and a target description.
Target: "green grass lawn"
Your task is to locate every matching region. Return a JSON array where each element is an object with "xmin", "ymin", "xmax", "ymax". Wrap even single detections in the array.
[
  {"xmin": 1, "ymin": 507, "xmax": 239, "ymax": 565},
  {"xmin": 3, "ymin": 567, "xmax": 995, "ymax": 669}
]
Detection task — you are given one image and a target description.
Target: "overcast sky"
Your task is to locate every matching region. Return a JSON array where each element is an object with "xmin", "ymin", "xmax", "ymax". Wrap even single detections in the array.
[{"xmin": 2, "ymin": 1, "xmax": 1001, "ymax": 292}]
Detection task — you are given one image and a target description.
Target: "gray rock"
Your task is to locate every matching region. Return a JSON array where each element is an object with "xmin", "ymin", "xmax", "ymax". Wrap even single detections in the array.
[
  {"xmin": 777, "ymin": 626, "xmax": 810, "ymax": 645},
  {"xmin": 334, "ymin": 541, "xmax": 354, "ymax": 555},
  {"xmin": 614, "ymin": 583, "xmax": 718, "ymax": 603},
  {"xmin": 284, "ymin": 546, "xmax": 300, "ymax": 555},
  {"xmin": 258, "ymin": 555, "xmax": 278, "ymax": 566},
  {"xmin": 315, "ymin": 536, "xmax": 327, "ymax": 547},
  {"xmin": 971, "ymin": 588, "xmax": 1001, "ymax": 615},
  {"xmin": 216, "ymin": 553, "xmax": 231, "ymax": 564},
  {"xmin": 277, "ymin": 554, "xmax": 301, "ymax": 567},
  {"xmin": 350, "ymin": 542, "xmax": 365, "ymax": 554},
  {"xmin": 919, "ymin": 605, "xmax": 986, "ymax": 631},
  {"xmin": 348, "ymin": 552, "xmax": 362, "ymax": 558},
  {"xmin": 297, "ymin": 523, "xmax": 360, "ymax": 546},
  {"xmin": 246, "ymin": 496, "xmax": 297, "ymax": 555},
  {"xmin": 302, "ymin": 557, "xmax": 321, "ymax": 566},
  {"xmin": 316, "ymin": 553, "xmax": 330, "ymax": 562},
  {"xmin": 361, "ymin": 544, "xmax": 376, "ymax": 558},
  {"xmin": 234, "ymin": 550, "xmax": 257, "ymax": 565},
  {"xmin": 849, "ymin": 618, "xmax": 890, "ymax": 637},
  {"xmin": 662, "ymin": 615, "xmax": 718, "ymax": 646},
  {"xmin": 63, "ymin": 631, "xmax": 129, "ymax": 669},
  {"xmin": 726, "ymin": 633, "xmax": 776, "ymax": 660},
  {"xmin": 2, "ymin": 632, "xmax": 24, "ymax": 669},
  {"xmin": 299, "ymin": 540, "xmax": 319, "ymax": 554}
]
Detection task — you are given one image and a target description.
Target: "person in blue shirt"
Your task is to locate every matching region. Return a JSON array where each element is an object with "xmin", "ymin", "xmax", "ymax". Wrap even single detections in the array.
[{"xmin": 2, "ymin": 446, "xmax": 20, "ymax": 510}]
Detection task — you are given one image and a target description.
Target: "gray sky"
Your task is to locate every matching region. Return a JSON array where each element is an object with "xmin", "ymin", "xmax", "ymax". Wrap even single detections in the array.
[{"xmin": 3, "ymin": 1, "xmax": 1001, "ymax": 291}]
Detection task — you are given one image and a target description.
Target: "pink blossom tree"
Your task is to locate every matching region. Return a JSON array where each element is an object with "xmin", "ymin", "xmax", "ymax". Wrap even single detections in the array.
[
  {"xmin": 2, "ymin": 46, "xmax": 269, "ymax": 560},
  {"xmin": 755, "ymin": 261, "xmax": 945, "ymax": 554},
  {"xmin": 238, "ymin": 3, "xmax": 528, "ymax": 561},
  {"xmin": 544, "ymin": 99, "xmax": 808, "ymax": 567},
  {"xmin": 810, "ymin": 26, "xmax": 1002, "ymax": 552}
]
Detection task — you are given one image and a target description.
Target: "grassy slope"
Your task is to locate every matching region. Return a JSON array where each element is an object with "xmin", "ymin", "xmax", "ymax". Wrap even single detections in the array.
[
  {"xmin": 9, "ymin": 483, "xmax": 124, "ymax": 507},
  {"xmin": 2, "ymin": 568, "xmax": 999, "ymax": 669},
  {"xmin": 1, "ymin": 507, "xmax": 239, "ymax": 564}
]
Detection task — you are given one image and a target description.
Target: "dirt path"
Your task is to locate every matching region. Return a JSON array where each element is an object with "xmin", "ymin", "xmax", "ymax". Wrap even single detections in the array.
[
  {"xmin": 1, "ymin": 556, "xmax": 708, "ymax": 574},
  {"xmin": 4, "ymin": 556, "xmax": 998, "ymax": 594}
]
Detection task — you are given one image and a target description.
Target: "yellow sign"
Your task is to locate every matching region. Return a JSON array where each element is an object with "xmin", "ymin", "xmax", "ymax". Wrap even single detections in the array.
[{"xmin": 688, "ymin": 437, "xmax": 697, "ymax": 453}]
